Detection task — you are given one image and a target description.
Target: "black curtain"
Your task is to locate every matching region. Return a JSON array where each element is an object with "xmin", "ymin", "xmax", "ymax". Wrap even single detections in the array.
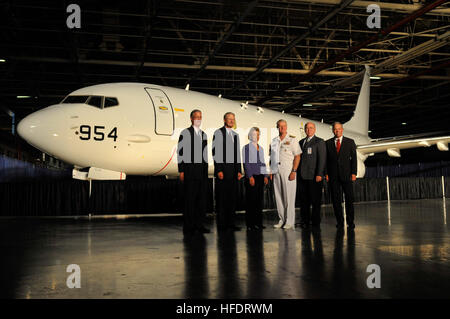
[
  {"xmin": 389, "ymin": 177, "xmax": 443, "ymax": 200},
  {"xmin": 0, "ymin": 176, "xmax": 447, "ymax": 216},
  {"xmin": 365, "ymin": 160, "xmax": 450, "ymax": 178},
  {"xmin": 0, "ymin": 180, "xmax": 88, "ymax": 216}
]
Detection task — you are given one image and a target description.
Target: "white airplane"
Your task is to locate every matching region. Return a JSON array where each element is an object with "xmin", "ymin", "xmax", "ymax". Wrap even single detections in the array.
[{"xmin": 17, "ymin": 66, "xmax": 450, "ymax": 181}]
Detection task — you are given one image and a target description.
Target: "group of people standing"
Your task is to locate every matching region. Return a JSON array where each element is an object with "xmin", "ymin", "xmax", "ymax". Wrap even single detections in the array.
[{"xmin": 177, "ymin": 109, "xmax": 357, "ymax": 236}]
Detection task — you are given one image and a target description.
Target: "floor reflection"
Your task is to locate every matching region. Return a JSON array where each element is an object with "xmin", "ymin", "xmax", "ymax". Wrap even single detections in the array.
[
  {"xmin": 245, "ymin": 230, "xmax": 269, "ymax": 298},
  {"xmin": 299, "ymin": 229, "xmax": 326, "ymax": 297},
  {"xmin": 332, "ymin": 229, "xmax": 359, "ymax": 298},
  {"xmin": 183, "ymin": 234, "xmax": 209, "ymax": 298},
  {"xmin": 216, "ymin": 231, "xmax": 240, "ymax": 298},
  {"xmin": 443, "ymin": 198, "xmax": 447, "ymax": 225},
  {"xmin": 269, "ymin": 230, "xmax": 300, "ymax": 298},
  {"xmin": 3, "ymin": 199, "xmax": 450, "ymax": 298}
]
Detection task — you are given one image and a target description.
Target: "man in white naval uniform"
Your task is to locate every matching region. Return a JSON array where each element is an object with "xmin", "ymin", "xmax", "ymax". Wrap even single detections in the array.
[{"xmin": 270, "ymin": 119, "xmax": 302, "ymax": 230}]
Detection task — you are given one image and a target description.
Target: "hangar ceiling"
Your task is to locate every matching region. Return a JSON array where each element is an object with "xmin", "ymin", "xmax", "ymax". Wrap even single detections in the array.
[{"xmin": 1, "ymin": 0, "xmax": 449, "ymax": 143}]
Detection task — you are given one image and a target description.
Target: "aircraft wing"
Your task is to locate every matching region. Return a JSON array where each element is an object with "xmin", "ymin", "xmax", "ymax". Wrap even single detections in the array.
[{"xmin": 357, "ymin": 135, "xmax": 450, "ymax": 157}]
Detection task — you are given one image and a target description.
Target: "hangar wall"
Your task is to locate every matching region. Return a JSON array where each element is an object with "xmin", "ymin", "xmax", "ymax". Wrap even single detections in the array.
[{"xmin": 0, "ymin": 154, "xmax": 70, "ymax": 182}]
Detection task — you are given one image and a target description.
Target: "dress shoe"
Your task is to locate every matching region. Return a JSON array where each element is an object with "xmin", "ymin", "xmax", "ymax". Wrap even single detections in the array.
[
  {"xmin": 273, "ymin": 222, "xmax": 284, "ymax": 229},
  {"xmin": 283, "ymin": 224, "xmax": 295, "ymax": 230}
]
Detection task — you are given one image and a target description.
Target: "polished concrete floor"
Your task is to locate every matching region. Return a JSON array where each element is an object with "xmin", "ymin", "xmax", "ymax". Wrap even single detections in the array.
[{"xmin": 1, "ymin": 199, "xmax": 449, "ymax": 299}]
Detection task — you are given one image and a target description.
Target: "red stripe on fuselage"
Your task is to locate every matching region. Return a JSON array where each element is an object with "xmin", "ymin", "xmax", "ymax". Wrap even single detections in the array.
[{"xmin": 153, "ymin": 147, "xmax": 176, "ymax": 175}]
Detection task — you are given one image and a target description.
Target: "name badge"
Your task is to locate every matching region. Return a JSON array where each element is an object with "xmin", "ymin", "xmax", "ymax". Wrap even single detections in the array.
[{"xmin": 307, "ymin": 147, "xmax": 312, "ymax": 154}]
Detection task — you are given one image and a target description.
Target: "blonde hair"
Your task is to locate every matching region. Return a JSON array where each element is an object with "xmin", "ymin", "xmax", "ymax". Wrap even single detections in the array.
[
  {"xmin": 223, "ymin": 112, "xmax": 235, "ymax": 120},
  {"xmin": 248, "ymin": 127, "xmax": 260, "ymax": 139}
]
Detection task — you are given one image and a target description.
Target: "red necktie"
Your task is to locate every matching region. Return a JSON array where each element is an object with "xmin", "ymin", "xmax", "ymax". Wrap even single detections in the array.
[{"xmin": 336, "ymin": 138, "xmax": 341, "ymax": 154}]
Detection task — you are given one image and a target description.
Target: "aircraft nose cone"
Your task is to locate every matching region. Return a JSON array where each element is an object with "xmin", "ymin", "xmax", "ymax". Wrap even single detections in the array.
[
  {"xmin": 17, "ymin": 105, "xmax": 66, "ymax": 152},
  {"xmin": 17, "ymin": 112, "xmax": 42, "ymax": 144}
]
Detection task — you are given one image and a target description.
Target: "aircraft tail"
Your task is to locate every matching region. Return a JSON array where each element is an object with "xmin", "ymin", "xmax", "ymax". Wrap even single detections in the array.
[{"xmin": 344, "ymin": 65, "xmax": 370, "ymax": 136}]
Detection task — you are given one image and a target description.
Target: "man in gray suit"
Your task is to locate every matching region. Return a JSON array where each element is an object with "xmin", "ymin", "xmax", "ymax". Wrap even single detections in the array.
[{"xmin": 296, "ymin": 122, "xmax": 326, "ymax": 230}]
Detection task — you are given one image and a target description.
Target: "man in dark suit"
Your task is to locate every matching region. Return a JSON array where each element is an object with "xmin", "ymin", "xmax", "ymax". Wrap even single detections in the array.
[
  {"xmin": 212, "ymin": 112, "xmax": 242, "ymax": 231},
  {"xmin": 296, "ymin": 122, "xmax": 326, "ymax": 230},
  {"xmin": 325, "ymin": 122, "xmax": 357, "ymax": 230},
  {"xmin": 177, "ymin": 109, "xmax": 210, "ymax": 235}
]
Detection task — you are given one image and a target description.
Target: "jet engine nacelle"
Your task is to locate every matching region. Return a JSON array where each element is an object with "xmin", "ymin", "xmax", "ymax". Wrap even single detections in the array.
[{"xmin": 73, "ymin": 167, "xmax": 126, "ymax": 181}]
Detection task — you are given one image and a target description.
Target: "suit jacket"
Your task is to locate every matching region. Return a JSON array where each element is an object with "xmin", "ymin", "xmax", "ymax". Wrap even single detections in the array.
[
  {"xmin": 299, "ymin": 135, "xmax": 326, "ymax": 180},
  {"xmin": 177, "ymin": 126, "xmax": 208, "ymax": 180},
  {"xmin": 242, "ymin": 143, "xmax": 268, "ymax": 178},
  {"xmin": 212, "ymin": 126, "xmax": 242, "ymax": 179},
  {"xmin": 325, "ymin": 136, "xmax": 357, "ymax": 182}
]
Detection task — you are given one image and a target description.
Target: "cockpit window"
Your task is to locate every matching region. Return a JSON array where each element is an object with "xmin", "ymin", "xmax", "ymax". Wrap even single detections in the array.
[
  {"xmin": 61, "ymin": 95, "xmax": 119, "ymax": 109},
  {"xmin": 87, "ymin": 96, "xmax": 103, "ymax": 109},
  {"xmin": 104, "ymin": 97, "xmax": 119, "ymax": 108},
  {"xmin": 62, "ymin": 95, "xmax": 89, "ymax": 104}
]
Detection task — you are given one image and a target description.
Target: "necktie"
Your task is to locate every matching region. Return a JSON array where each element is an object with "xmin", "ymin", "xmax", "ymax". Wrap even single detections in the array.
[
  {"xmin": 336, "ymin": 138, "xmax": 341, "ymax": 154},
  {"xmin": 303, "ymin": 137, "xmax": 311, "ymax": 148}
]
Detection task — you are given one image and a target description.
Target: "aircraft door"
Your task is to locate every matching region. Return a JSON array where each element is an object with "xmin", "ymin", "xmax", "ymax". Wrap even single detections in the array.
[{"xmin": 145, "ymin": 88, "xmax": 174, "ymax": 135}]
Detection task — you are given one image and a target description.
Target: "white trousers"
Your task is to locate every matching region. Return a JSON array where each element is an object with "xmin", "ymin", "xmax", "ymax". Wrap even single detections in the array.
[{"xmin": 273, "ymin": 165, "xmax": 297, "ymax": 226}]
